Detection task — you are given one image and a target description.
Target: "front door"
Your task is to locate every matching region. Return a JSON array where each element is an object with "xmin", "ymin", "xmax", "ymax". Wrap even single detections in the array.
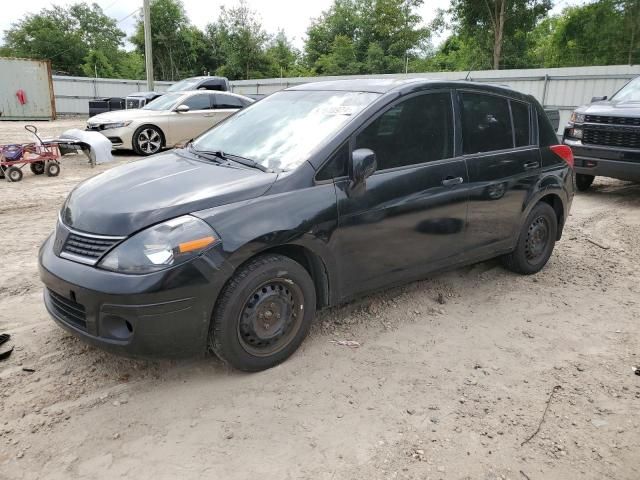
[
  {"xmin": 458, "ymin": 91, "xmax": 541, "ymax": 253},
  {"xmin": 333, "ymin": 91, "xmax": 469, "ymax": 300},
  {"xmin": 170, "ymin": 93, "xmax": 217, "ymax": 145}
]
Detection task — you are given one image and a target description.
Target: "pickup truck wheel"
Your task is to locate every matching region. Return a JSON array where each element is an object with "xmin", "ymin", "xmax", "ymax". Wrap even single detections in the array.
[
  {"xmin": 502, "ymin": 202, "xmax": 557, "ymax": 275},
  {"xmin": 575, "ymin": 173, "xmax": 595, "ymax": 191},
  {"xmin": 209, "ymin": 254, "xmax": 316, "ymax": 372}
]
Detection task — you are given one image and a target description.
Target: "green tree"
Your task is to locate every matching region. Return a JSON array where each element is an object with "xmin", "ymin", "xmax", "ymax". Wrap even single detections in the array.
[
  {"xmin": 530, "ymin": 0, "xmax": 640, "ymax": 67},
  {"xmin": 82, "ymin": 49, "xmax": 114, "ymax": 78},
  {"xmin": 266, "ymin": 30, "xmax": 299, "ymax": 77},
  {"xmin": 305, "ymin": 0, "xmax": 430, "ymax": 75},
  {"xmin": 131, "ymin": 0, "xmax": 200, "ymax": 80},
  {"xmin": 447, "ymin": 0, "xmax": 552, "ymax": 69},
  {"xmin": 3, "ymin": 2, "xmax": 126, "ymax": 76}
]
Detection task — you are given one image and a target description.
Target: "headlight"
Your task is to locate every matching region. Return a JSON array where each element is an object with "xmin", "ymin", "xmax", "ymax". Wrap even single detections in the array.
[
  {"xmin": 570, "ymin": 112, "xmax": 585, "ymax": 124},
  {"xmin": 99, "ymin": 215, "xmax": 218, "ymax": 274},
  {"xmin": 568, "ymin": 128, "xmax": 583, "ymax": 139},
  {"xmin": 102, "ymin": 121, "xmax": 132, "ymax": 129}
]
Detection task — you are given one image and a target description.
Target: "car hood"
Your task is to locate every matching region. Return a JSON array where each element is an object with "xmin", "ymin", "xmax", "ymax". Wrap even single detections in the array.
[
  {"xmin": 61, "ymin": 151, "xmax": 277, "ymax": 236},
  {"xmin": 576, "ymin": 100, "xmax": 640, "ymax": 117},
  {"xmin": 87, "ymin": 109, "xmax": 166, "ymax": 124}
]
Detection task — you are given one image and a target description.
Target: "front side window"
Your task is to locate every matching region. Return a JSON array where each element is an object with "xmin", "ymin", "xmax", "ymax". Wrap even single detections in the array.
[
  {"xmin": 192, "ymin": 90, "xmax": 380, "ymax": 172},
  {"xmin": 355, "ymin": 92, "xmax": 454, "ymax": 170},
  {"xmin": 181, "ymin": 94, "xmax": 212, "ymax": 111},
  {"xmin": 461, "ymin": 92, "xmax": 513, "ymax": 154}
]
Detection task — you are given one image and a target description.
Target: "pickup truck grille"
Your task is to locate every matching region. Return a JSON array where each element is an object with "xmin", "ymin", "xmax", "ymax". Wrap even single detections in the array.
[
  {"xmin": 584, "ymin": 115, "xmax": 640, "ymax": 126},
  {"xmin": 583, "ymin": 125, "xmax": 640, "ymax": 149},
  {"xmin": 126, "ymin": 98, "xmax": 143, "ymax": 109}
]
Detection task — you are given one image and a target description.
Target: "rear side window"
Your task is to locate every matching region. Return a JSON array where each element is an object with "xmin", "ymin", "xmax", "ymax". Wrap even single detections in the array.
[
  {"xmin": 511, "ymin": 100, "xmax": 531, "ymax": 147},
  {"xmin": 216, "ymin": 94, "xmax": 245, "ymax": 109},
  {"xmin": 355, "ymin": 92, "xmax": 454, "ymax": 170},
  {"xmin": 537, "ymin": 108, "xmax": 559, "ymax": 146},
  {"xmin": 181, "ymin": 94, "xmax": 212, "ymax": 110},
  {"xmin": 461, "ymin": 92, "xmax": 513, "ymax": 154}
]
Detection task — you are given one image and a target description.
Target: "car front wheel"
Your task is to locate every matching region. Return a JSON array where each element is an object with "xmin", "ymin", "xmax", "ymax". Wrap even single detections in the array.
[
  {"xmin": 502, "ymin": 202, "xmax": 558, "ymax": 275},
  {"xmin": 209, "ymin": 254, "xmax": 316, "ymax": 372},
  {"xmin": 132, "ymin": 125, "xmax": 163, "ymax": 156}
]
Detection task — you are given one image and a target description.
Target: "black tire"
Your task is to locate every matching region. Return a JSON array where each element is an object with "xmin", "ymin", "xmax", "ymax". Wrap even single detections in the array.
[
  {"xmin": 575, "ymin": 173, "xmax": 595, "ymax": 192},
  {"xmin": 6, "ymin": 166, "xmax": 23, "ymax": 182},
  {"xmin": 210, "ymin": 254, "xmax": 316, "ymax": 372},
  {"xmin": 132, "ymin": 125, "xmax": 163, "ymax": 156},
  {"xmin": 30, "ymin": 161, "xmax": 45, "ymax": 175},
  {"xmin": 501, "ymin": 202, "xmax": 558, "ymax": 275},
  {"xmin": 45, "ymin": 161, "xmax": 60, "ymax": 177},
  {"xmin": 0, "ymin": 167, "xmax": 5, "ymax": 179}
]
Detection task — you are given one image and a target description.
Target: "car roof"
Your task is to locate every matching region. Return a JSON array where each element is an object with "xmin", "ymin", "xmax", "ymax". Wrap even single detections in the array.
[
  {"xmin": 168, "ymin": 90, "xmax": 254, "ymax": 101},
  {"xmin": 287, "ymin": 78, "xmax": 530, "ymax": 100}
]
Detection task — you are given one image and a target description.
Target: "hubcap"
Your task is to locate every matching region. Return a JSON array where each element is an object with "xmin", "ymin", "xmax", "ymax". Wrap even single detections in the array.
[
  {"xmin": 138, "ymin": 129, "xmax": 161, "ymax": 154},
  {"xmin": 237, "ymin": 280, "xmax": 303, "ymax": 356},
  {"xmin": 525, "ymin": 216, "xmax": 549, "ymax": 262}
]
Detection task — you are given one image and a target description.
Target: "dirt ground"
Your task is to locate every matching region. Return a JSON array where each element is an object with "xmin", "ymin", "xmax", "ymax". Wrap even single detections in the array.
[{"xmin": 0, "ymin": 119, "xmax": 638, "ymax": 480}]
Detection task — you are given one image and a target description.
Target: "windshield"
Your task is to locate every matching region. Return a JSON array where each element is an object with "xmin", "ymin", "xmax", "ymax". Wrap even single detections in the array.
[
  {"xmin": 142, "ymin": 93, "xmax": 184, "ymax": 111},
  {"xmin": 167, "ymin": 78, "xmax": 201, "ymax": 92},
  {"xmin": 611, "ymin": 76, "xmax": 640, "ymax": 102},
  {"xmin": 192, "ymin": 90, "xmax": 380, "ymax": 171}
]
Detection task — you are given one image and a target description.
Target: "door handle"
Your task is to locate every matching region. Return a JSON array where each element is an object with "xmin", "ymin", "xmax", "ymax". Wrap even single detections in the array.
[
  {"xmin": 524, "ymin": 161, "xmax": 540, "ymax": 170},
  {"xmin": 441, "ymin": 176, "xmax": 464, "ymax": 187}
]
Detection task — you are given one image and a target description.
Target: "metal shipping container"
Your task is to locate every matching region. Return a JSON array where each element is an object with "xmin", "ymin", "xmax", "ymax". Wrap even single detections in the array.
[{"xmin": 0, "ymin": 57, "xmax": 56, "ymax": 120}]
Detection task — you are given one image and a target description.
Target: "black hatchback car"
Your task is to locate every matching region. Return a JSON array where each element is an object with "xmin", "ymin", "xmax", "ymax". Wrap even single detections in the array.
[{"xmin": 39, "ymin": 79, "xmax": 574, "ymax": 371}]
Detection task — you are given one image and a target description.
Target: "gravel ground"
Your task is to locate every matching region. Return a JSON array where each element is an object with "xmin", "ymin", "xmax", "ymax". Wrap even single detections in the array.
[{"xmin": 0, "ymin": 119, "xmax": 638, "ymax": 480}]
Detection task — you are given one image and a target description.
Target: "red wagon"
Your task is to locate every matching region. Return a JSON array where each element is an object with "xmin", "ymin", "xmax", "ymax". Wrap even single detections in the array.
[{"xmin": 0, "ymin": 125, "xmax": 62, "ymax": 182}]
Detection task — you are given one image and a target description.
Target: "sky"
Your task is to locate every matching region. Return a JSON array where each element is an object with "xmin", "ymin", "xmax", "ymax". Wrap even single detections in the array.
[{"xmin": 1, "ymin": 0, "xmax": 586, "ymax": 50}]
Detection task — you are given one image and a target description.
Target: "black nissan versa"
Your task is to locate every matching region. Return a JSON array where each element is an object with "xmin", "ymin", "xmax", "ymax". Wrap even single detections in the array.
[{"xmin": 39, "ymin": 79, "xmax": 574, "ymax": 371}]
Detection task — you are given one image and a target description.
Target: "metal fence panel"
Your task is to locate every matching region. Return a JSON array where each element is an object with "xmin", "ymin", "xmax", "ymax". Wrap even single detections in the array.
[
  {"xmin": 0, "ymin": 58, "xmax": 55, "ymax": 120},
  {"xmin": 52, "ymin": 65, "xmax": 640, "ymax": 131}
]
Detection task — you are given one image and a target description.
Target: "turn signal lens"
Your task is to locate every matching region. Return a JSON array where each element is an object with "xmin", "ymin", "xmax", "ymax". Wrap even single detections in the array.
[{"xmin": 178, "ymin": 236, "xmax": 215, "ymax": 253}]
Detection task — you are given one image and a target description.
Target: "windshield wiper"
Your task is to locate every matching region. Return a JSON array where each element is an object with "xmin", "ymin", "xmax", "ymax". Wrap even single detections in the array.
[
  {"xmin": 224, "ymin": 153, "xmax": 272, "ymax": 173},
  {"xmin": 187, "ymin": 144, "xmax": 225, "ymax": 163}
]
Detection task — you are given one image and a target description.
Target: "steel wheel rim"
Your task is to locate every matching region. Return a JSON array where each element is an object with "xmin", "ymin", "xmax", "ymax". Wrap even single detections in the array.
[
  {"xmin": 525, "ymin": 216, "xmax": 549, "ymax": 262},
  {"xmin": 9, "ymin": 169, "xmax": 20, "ymax": 181},
  {"xmin": 138, "ymin": 129, "xmax": 161, "ymax": 154},
  {"xmin": 49, "ymin": 163, "xmax": 59, "ymax": 174},
  {"xmin": 237, "ymin": 279, "xmax": 304, "ymax": 357}
]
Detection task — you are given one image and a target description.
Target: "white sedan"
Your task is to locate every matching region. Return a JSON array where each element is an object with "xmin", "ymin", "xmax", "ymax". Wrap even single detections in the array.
[{"xmin": 86, "ymin": 91, "xmax": 254, "ymax": 156}]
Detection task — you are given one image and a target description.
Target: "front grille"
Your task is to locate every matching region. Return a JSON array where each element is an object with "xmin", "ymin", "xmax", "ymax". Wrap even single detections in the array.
[
  {"xmin": 62, "ymin": 232, "xmax": 120, "ymax": 260},
  {"xmin": 48, "ymin": 289, "xmax": 87, "ymax": 329},
  {"xmin": 126, "ymin": 98, "xmax": 142, "ymax": 109},
  {"xmin": 585, "ymin": 115, "xmax": 640, "ymax": 126},
  {"xmin": 583, "ymin": 126, "xmax": 640, "ymax": 149}
]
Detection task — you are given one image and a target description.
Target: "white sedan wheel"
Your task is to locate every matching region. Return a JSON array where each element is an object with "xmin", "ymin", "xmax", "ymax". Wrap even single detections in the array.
[{"xmin": 137, "ymin": 128, "xmax": 162, "ymax": 154}]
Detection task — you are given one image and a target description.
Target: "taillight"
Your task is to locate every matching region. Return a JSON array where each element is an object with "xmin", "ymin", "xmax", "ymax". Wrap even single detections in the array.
[{"xmin": 550, "ymin": 144, "xmax": 574, "ymax": 168}]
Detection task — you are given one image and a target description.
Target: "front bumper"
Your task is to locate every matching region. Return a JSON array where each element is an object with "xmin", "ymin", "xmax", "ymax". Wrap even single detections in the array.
[
  {"xmin": 564, "ymin": 138, "xmax": 640, "ymax": 182},
  {"xmin": 85, "ymin": 126, "xmax": 134, "ymax": 150},
  {"xmin": 38, "ymin": 234, "xmax": 233, "ymax": 358}
]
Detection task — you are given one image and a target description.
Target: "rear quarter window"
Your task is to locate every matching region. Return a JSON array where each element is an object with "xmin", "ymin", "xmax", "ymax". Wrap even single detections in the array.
[
  {"xmin": 537, "ymin": 108, "xmax": 559, "ymax": 146},
  {"xmin": 510, "ymin": 100, "xmax": 531, "ymax": 147}
]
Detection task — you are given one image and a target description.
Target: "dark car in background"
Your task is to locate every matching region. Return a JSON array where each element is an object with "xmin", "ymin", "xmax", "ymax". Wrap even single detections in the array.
[
  {"xmin": 563, "ymin": 76, "xmax": 640, "ymax": 190},
  {"xmin": 125, "ymin": 76, "xmax": 231, "ymax": 110},
  {"xmin": 40, "ymin": 79, "xmax": 574, "ymax": 372}
]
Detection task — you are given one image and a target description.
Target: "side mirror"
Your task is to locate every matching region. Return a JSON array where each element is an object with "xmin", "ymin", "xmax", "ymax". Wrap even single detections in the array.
[
  {"xmin": 591, "ymin": 95, "xmax": 607, "ymax": 103},
  {"xmin": 349, "ymin": 148, "xmax": 377, "ymax": 195},
  {"xmin": 175, "ymin": 104, "xmax": 190, "ymax": 113}
]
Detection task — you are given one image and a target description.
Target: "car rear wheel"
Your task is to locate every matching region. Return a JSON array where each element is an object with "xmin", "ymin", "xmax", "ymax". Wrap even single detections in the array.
[
  {"xmin": 209, "ymin": 254, "xmax": 316, "ymax": 372},
  {"xmin": 576, "ymin": 173, "xmax": 595, "ymax": 191},
  {"xmin": 132, "ymin": 125, "xmax": 163, "ymax": 156},
  {"xmin": 501, "ymin": 202, "xmax": 557, "ymax": 275}
]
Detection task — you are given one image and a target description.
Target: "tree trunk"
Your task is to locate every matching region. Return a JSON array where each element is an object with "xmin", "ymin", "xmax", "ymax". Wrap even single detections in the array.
[{"xmin": 493, "ymin": 0, "xmax": 507, "ymax": 69}]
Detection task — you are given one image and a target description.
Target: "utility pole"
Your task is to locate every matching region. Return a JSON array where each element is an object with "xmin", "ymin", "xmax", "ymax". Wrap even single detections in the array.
[{"xmin": 143, "ymin": 0, "xmax": 154, "ymax": 91}]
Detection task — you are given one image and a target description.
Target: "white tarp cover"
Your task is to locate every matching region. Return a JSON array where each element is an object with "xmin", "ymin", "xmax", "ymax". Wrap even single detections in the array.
[{"xmin": 60, "ymin": 129, "xmax": 114, "ymax": 164}]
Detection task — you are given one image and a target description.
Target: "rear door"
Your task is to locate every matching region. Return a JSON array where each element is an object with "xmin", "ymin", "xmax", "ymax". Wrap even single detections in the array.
[
  {"xmin": 459, "ymin": 90, "xmax": 540, "ymax": 253},
  {"xmin": 169, "ymin": 92, "xmax": 217, "ymax": 145},
  {"xmin": 333, "ymin": 90, "xmax": 469, "ymax": 299}
]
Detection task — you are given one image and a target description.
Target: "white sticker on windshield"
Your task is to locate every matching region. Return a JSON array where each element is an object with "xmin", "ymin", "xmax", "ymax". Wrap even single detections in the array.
[{"xmin": 320, "ymin": 105, "xmax": 358, "ymax": 116}]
